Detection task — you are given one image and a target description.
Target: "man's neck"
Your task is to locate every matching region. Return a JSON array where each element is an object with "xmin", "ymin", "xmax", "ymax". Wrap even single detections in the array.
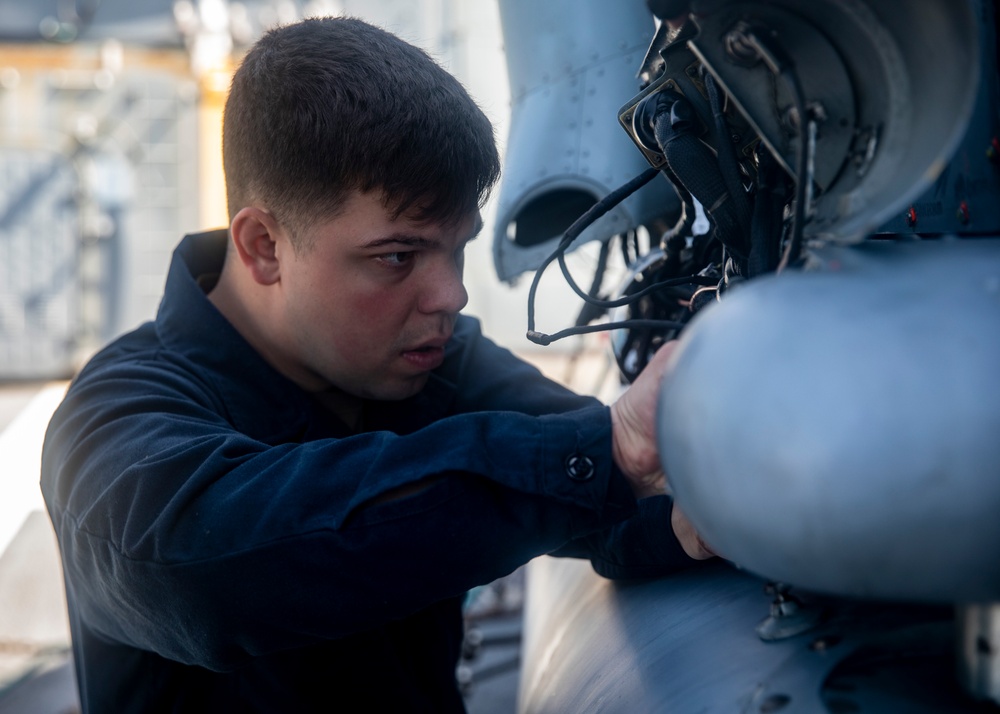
[
  {"xmin": 206, "ymin": 262, "xmax": 323, "ymax": 393},
  {"xmin": 312, "ymin": 388, "xmax": 365, "ymax": 432},
  {"xmin": 206, "ymin": 264, "xmax": 261, "ymax": 353}
]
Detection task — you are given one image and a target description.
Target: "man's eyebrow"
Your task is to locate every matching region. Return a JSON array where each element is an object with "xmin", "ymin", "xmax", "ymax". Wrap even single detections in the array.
[
  {"xmin": 362, "ymin": 234, "xmax": 438, "ymax": 249},
  {"xmin": 362, "ymin": 221, "xmax": 484, "ymax": 249}
]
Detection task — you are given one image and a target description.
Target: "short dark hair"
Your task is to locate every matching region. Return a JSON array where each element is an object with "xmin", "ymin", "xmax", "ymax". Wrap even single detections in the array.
[{"xmin": 222, "ymin": 17, "xmax": 500, "ymax": 244}]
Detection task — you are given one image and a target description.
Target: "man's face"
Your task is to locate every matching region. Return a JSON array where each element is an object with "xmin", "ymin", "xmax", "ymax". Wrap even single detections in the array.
[{"xmin": 272, "ymin": 190, "xmax": 479, "ymax": 400}]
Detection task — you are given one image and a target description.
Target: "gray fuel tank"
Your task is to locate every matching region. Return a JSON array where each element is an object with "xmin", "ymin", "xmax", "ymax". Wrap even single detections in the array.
[{"xmin": 658, "ymin": 237, "xmax": 1000, "ymax": 602}]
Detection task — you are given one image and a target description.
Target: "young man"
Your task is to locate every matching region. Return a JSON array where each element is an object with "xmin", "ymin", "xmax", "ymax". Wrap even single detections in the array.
[{"xmin": 41, "ymin": 17, "xmax": 711, "ymax": 712}]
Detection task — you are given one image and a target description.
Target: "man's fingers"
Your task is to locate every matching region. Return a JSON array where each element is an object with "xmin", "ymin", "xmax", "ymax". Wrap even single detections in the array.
[
  {"xmin": 671, "ymin": 504, "xmax": 717, "ymax": 560},
  {"xmin": 611, "ymin": 340, "xmax": 680, "ymax": 495}
]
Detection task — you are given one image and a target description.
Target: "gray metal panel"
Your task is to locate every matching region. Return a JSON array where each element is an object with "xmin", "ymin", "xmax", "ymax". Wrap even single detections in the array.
[
  {"xmin": 686, "ymin": 0, "xmax": 981, "ymax": 243},
  {"xmin": 492, "ymin": 0, "xmax": 679, "ymax": 283},
  {"xmin": 520, "ymin": 557, "xmax": 977, "ymax": 713}
]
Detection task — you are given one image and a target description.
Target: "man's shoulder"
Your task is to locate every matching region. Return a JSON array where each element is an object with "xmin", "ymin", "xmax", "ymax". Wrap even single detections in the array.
[
  {"xmin": 78, "ymin": 318, "xmax": 169, "ymax": 368},
  {"xmin": 76, "ymin": 322, "xmax": 160, "ymax": 378},
  {"xmin": 62, "ymin": 306, "xmax": 305, "ymax": 441},
  {"xmin": 69, "ymin": 319, "xmax": 220, "ymax": 407}
]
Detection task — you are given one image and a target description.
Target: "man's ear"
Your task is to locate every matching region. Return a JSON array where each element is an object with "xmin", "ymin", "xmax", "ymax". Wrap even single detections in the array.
[{"xmin": 229, "ymin": 206, "xmax": 286, "ymax": 286}]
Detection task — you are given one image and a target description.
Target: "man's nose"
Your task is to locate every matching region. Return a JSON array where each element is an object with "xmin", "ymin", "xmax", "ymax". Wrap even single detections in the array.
[{"xmin": 420, "ymin": 260, "xmax": 469, "ymax": 315}]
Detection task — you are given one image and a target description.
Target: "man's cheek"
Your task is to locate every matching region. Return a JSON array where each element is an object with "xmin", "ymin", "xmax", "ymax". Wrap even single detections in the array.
[{"xmin": 349, "ymin": 290, "xmax": 401, "ymax": 322}]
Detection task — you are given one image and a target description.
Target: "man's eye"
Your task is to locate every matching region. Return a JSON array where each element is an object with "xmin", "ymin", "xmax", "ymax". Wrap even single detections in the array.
[{"xmin": 379, "ymin": 252, "xmax": 414, "ymax": 267}]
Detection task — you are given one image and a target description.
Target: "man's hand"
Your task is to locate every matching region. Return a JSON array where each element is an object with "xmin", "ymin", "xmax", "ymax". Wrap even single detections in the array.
[
  {"xmin": 671, "ymin": 504, "xmax": 716, "ymax": 560},
  {"xmin": 610, "ymin": 341, "xmax": 717, "ymax": 561},
  {"xmin": 610, "ymin": 341, "xmax": 679, "ymax": 498}
]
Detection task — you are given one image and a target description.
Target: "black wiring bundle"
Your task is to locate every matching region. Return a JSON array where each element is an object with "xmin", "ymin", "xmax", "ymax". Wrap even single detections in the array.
[
  {"xmin": 727, "ymin": 24, "xmax": 812, "ymax": 271},
  {"xmin": 525, "ymin": 24, "xmax": 812, "ymax": 346},
  {"xmin": 525, "ymin": 167, "xmax": 716, "ymax": 346}
]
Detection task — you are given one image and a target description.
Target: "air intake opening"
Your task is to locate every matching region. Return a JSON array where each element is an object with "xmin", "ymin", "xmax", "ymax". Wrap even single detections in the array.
[{"xmin": 506, "ymin": 188, "xmax": 598, "ymax": 247}]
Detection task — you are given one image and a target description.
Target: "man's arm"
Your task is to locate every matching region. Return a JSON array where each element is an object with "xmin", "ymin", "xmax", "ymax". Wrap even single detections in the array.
[
  {"xmin": 447, "ymin": 318, "xmax": 715, "ymax": 567},
  {"xmin": 42, "ymin": 351, "xmax": 637, "ymax": 672}
]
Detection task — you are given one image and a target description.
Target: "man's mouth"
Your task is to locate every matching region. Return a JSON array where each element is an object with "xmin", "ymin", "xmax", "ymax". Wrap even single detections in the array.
[
  {"xmin": 400, "ymin": 339, "xmax": 448, "ymax": 370},
  {"xmin": 404, "ymin": 333, "xmax": 451, "ymax": 353}
]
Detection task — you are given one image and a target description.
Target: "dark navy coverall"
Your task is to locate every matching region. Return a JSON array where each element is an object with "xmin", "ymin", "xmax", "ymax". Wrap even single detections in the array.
[{"xmin": 41, "ymin": 231, "xmax": 697, "ymax": 713}]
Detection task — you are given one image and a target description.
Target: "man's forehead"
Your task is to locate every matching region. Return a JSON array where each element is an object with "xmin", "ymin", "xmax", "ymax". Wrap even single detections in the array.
[
  {"xmin": 378, "ymin": 189, "xmax": 481, "ymax": 232},
  {"xmin": 336, "ymin": 195, "xmax": 480, "ymax": 248},
  {"xmin": 393, "ymin": 205, "xmax": 483, "ymax": 241}
]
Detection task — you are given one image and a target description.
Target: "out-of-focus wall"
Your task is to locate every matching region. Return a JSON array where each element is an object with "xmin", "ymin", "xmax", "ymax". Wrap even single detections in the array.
[{"xmin": 0, "ymin": 41, "xmax": 201, "ymax": 377}]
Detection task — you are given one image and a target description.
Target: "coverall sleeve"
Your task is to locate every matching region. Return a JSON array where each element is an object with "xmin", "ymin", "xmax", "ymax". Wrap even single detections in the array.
[
  {"xmin": 445, "ymin": 317, "xmax": 703, "ymax": 579},
  {"xmin": 41, "ymin": 352, "xmax": 637, "ymax": 672}
]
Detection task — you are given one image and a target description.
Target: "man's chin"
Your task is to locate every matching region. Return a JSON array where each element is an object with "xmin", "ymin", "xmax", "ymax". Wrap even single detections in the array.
[{"xmin": 360, "ymin": 373, "xmax": 431, "ymax": 402}]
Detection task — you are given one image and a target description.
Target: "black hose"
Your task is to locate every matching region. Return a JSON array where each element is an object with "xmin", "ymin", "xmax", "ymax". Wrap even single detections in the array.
[
  {"xmin": 525, "ymin": 166, "xmax": 719, "ymax": 346},
  {"xmin": 573, "ymin": 238, "xmax": 611, "ymax": 327},
  {"xmin": 776, "ymin": 63, "xmax": 809, "ymax": 272},
  {"xmin": 529, "ymin": 319, "xmax": 687, "ymax": 347},
  {"xmin": 652, "ymin": 97, "xmax": 749, "ymax": 267},
  {"xmin": 526, "ymin": 167, "xmax": 661, "ymax": 341},
  {"xmin": 733, "ymin": 25, "xmax": 809, "ymax": 272},
  {"xmin": 748, "ymin": 148, "xmax": 783, "ymax": 276},
  {"xmin": 555, "ymin": 253, "xmax": 717, "ymax": 308},
  {"xmin": 705, "ymin": 73, "xmax": 753, "ymax": 238}
]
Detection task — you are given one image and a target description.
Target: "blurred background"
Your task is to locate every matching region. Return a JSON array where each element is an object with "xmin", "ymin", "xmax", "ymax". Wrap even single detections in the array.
[{"xmin": 0, "ymin": 0, "xmax": 627, "ymax": 381}]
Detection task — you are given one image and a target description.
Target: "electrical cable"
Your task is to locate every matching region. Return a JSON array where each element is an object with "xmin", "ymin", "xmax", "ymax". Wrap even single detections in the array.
[
  {"xmin": 776, "ymin": 101, "xmax": 810, "ymax": 272},
  {"xmin": 526, "ymin": 167, "xmax": 657, "ymax": 340},
  {"xmin": 748, "ymin": 147, "xmax": 783, "ymax": 276},
  {"xmin": 525, "ymin": 166, "xmax": 710, "ymax": 346},
  {"xmin": 529, "ymin": 319, "xmax": 688, "ymax": 347},
  {"xmin": 556, "ymin": 252, "xmax": 716, "ymax": 308},
  {"xmin": 573, "ymin": 237, "xmax": 612, "ymax": 328},
  {"xmin": 735, "ymin": 26, "xmax": 811, "ymax": 272},
  {"xmin": 587, "ymin": 236, "xmax": 612, "ymax": 302},
  {"xmin": 704, "ymin": 72, "xmax": 753, "ymax": 240}
]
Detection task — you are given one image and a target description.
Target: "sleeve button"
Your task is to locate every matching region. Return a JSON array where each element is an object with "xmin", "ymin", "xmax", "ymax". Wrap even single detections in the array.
[{"xmin": 565, "ymin": 454, "xmax": 595, "ymax": 482}]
